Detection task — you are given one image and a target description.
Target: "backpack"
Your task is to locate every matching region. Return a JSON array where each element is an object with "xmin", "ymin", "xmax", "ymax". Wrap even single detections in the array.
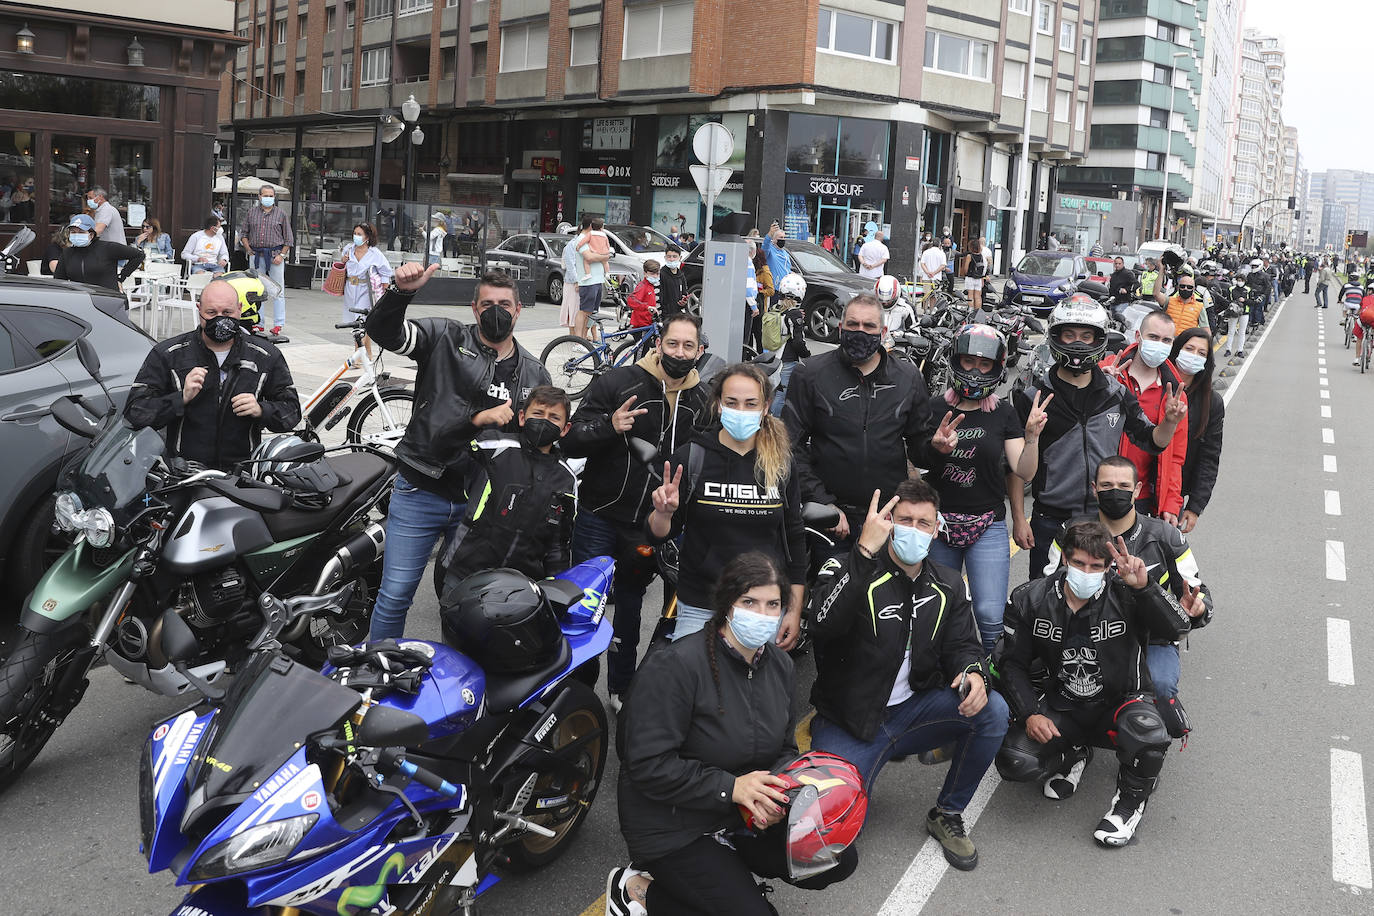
[
  {"xmin": 967, "ymin": 251, "xmax": 987, "ymax": 279},
  {"xmin": 762, "ymin": 306, "xmax": 785, "ymax": 352}
]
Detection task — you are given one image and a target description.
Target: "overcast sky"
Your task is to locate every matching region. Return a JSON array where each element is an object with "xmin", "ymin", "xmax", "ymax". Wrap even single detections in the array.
[{"xmin": 1240, "ymin": 0, "xmax": 1354, "ymax": 172}]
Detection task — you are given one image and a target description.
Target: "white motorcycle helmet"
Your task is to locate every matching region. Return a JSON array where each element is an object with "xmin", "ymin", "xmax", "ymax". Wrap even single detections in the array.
[
  {"xmin": 1046, "ymin": 294, "xmax": 1110, "ymax": 375},
  {"xmin": 874, "ymin": 274, "xmax": 900, "ymax": 307},
  {"xmin": 776, "ymin": 272, "xmax": 807, "ymax": 303}
]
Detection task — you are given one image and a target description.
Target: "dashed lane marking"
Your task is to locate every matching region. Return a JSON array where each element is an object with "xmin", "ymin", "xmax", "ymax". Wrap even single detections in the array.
[
  {"xmin": 1323, "ymin": 405, "xmax": 1333, "ymax": 418},
  {"xmin": 1323, "ymin": 428, "xmax": 1336, "ymax": 444},
  {"xmin": 1322, "ymin": 389, "xmax": 1331, "ymax": 399},
  {"xmin": 1326, "ymin": 455, "xmax": 1339, "ymax": 473},
  {"xmin": 1328, "ymin": 618, "xmax": 1355, "ymax": 686},
  {"xmin": 1326, "ymin": 491, "xmax": 1342, "ymax": 516},
  {"xmin": 1320, "ymin": 358, "xmax": 1328, "ymax": 365},
  {"xmin": 1330, "ymin": 748, "xmax": 1373, "ymax": 889},
  {"xmin": 1327, "ymin": 540, "xmax": 1348, "ymax": 582}
]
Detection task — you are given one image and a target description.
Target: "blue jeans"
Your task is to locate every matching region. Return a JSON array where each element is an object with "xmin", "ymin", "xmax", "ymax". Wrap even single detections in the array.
[
  {"xmin": 810, "ymin": 687, "xmax": 1009, "ymax": 813},
  {"xmin": 1146, "ymin": 643, "xmax": 1180, "ymax": 699},
  {"xmin": 770, "ymin": 359, "xmax": 796, "ymax": 415},
  {"xmin": 929, "ymin": 518, "xmax": 1011, "ymax": 654},
  {"xmin": 1316, "ymin": 284, "xmax": 1329, "ymax": 308},
  {"xmin": 369, "ymin": 473, "xmax": 465, "ymax": 641},
  {"xmin": 571, "ymin": 510, "xmax": 652, "ymax": 694},
  {"xmin": 668, "ymin": 599, "xmax": 712, "ymax": 640},
  {"xmin": 189, "ymin": 262, "xmax": 224, "ymax": 274},
  {"xmin": 251, "ymin": 248, "xmax": 287, "ymax": 327}
]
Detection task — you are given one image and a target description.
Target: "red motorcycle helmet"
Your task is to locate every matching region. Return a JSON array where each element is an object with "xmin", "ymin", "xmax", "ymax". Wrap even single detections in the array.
[{"xmin": 738, "ymin": 751, "xmax": 869, "ymax": 880}]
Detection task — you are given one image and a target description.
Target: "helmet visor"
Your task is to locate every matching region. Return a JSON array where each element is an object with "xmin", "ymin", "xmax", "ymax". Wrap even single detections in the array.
[{"xmin": 786, "ymin": 785, "xmax": 840, "ymax": 881}]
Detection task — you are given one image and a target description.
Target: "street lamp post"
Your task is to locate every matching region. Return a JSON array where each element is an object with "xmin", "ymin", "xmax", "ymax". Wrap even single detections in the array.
[
  {"xmin": 400, "ymin": 94, "xmax": 424, "ymax": 204},
  {"xmin": 1157, "ymin": 51, "xmax": 1190, "ymax": 241}
]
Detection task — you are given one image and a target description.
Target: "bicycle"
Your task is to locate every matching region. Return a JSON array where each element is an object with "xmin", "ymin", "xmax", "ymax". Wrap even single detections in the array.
[
  {"xmin": 540, "ymin": 320, "xmax": 661, "ymax": 399},
  {"xmin": 298, "ymin": 308, "xmax": 415, "ymax": 448},
  {"xmin": 1344, "ymin": 309, "xmax": 1355, "ymax": 349}
]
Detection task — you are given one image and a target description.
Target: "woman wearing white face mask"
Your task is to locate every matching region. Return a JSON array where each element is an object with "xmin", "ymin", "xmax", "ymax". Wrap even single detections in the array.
[
  {"xmin": 1168, "ymin": 328, "xmax": 1223, "ymax": 534},
  {"xmin": 53, "ymin": 213, "xmax": 143, "ymax": 291},
  {"xmin": 647, "ymin": 363, "xmax": 808, "ymax": 649},
  {"xmin": 610, "ymin": 552, "xmax": 858, "ymax": 916},
  {"xmin": 339, "ymin": 222, "xmax": 393, "ymax": 323}
]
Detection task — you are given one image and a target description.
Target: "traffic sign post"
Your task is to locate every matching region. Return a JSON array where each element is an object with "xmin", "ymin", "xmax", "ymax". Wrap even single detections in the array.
[{"xmin": 693, "ymin": 122, "xmax": 748, "ymax": 365}]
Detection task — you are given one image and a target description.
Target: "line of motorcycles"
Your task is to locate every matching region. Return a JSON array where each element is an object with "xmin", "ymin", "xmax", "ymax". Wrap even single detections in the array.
[
  {"xmin": 884, "ymin": 287, "xmax": 1046, "ymax": 393},
  {"xmin": 0, "ymin": 341, "xmax": 617, "ymax": 914}
]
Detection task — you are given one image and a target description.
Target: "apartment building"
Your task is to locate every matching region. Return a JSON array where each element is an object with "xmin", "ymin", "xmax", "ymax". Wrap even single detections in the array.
[
  {"xmin": 1310, "ymin": 168, "xmax": 1374, "ymax": 250},
  {"xmin": 219, "ymin": 0, "xmax": 1095, "ymax": 265},
  {"xmin": 1179, "ymin": 0, "xmax": 1241, "ymax": 247},
  {"xmin": 1231, "ymin": 28, "xmax": 1287, "ymax": 248}
]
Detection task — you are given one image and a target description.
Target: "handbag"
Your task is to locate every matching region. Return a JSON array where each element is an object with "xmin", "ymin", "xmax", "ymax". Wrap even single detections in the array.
[
  {"xmin": 368, "ymin": 266, "xmax": 388, "ymax": 304},
  {"xmin": 939, "ymin": 509, "xmax": 996, "ymax": 549},
  {"xmin": 323, "ymin": 261, "xmax": 347, "ymax": 296}
]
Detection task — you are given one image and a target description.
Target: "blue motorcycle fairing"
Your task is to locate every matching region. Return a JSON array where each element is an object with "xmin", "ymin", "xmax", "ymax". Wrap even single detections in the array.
[
  {"xmin": 170, "ymin": 882, "xmax": 274, "ymax": 915},
  {"xmin": 147, "ymin": 708, "xmax": 219, "ymax": 871},
  {"xmin": 323, "ymin": 641, "xmax": 486, "ymax": 743}
]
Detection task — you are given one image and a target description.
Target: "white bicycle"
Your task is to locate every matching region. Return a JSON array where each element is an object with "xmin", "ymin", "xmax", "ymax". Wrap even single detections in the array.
[{"xmin": 299, "ymin": 308, "xmax": 414, "ymax": 449}]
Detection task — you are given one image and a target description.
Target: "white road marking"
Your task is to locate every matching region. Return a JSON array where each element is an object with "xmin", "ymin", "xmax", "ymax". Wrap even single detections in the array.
[
  {"xmin": 1322, "ymin": 389, "xmax": 1331, "ymax": 399},
  {"xmin": 1326, "ymin": 455, "xmax": 1339, "ymax": 473},
  {"xmin": 1320, "ymin": 358, "xmax": 1328, "ymax": 365},
  {"xmin": 1328, "ymin": 618, "xmax": 1355, "ymax": 685},
  {"xmin": 1328, "ymin": 540, "xmax": 1347, "ymax": 581},
  {"xmin": 1320, "ymin": 367, "xmax": 1328, "ymax": 375},
  {"xmin": 1323, "ymin": 428, "xmax": 1336, "ymax": 444},
  {"xmin": 1326, "ymin": 490, "xmax": 1342, "ymax": 515},
  {"xmin": 1323, "ymin": 405, "xmax": 1333, "ymax": 418},
  {"xmin": 1330, "ymin": 749, "xmax": 1373, "ymax": 888},
  {"xmin": 877, "ymin": 772, "xmax": 1001, "ymax": 914},
  {"xmin": 1222, "ymin": 295, "xmax": 1290, "ymax": 408}
]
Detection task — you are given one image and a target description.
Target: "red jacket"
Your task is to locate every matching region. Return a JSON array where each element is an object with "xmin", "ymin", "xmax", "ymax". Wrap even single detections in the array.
[
  {"xmin": 627, "ymin": 278, "xmax": 658, "ymax": 327},
  {"xmin": 1100, "ymin": 343, "xmax": 1187, "ymax": 517}
]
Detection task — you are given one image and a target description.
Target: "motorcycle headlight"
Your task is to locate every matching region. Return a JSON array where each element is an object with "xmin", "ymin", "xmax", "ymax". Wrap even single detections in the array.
[
  {"xmin": 188, "ymin": 813, "xmax": 318, "ymax": 881},
  {"xmin": 54, "ymin": 492, "xmax": 83, "ymax": 532},
  {"xmin": 82, "ymin": 507, "xmax": 116, "ymax": 548}
]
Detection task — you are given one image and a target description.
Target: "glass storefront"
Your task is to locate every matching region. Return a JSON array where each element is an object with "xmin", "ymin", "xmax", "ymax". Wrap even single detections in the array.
[
  {"xmin": 578, "ymin": 183, "xmax": 632, "ymax": 224},
  {"xmin": 108, "ymin": 139, "xmax": 155, "ymax": 230},
  {"xmin": 0, "ymin": 73, "xmax": 159, "ymax": 122},
  {"xmin": 649, "ymin": 113, "xmax": 749, "ymax": 238},
  {"xmin": 783, "ymin": 114, "xmax": 890, "ymax": 249},
  {"xmin": 49, "ymin": 135, "xmax": 94, "ymax": 229}
]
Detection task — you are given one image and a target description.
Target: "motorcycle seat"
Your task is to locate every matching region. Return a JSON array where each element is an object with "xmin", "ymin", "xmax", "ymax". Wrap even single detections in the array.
[
  {"xmin": 263, "ymin": 452, "xmax": 391, "ymax": 540},
  {"xmin": 483, "ymin": 637, "xmax": 572, "ymax": 715}
]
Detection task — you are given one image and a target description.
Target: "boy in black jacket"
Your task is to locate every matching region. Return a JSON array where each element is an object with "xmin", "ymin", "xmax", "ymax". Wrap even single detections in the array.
[{"xmin": 439, "ymin": 386, "xmax": 578, "ymax": 592}]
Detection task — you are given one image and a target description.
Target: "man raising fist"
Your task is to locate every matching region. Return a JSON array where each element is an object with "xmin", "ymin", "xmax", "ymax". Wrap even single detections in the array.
[{"xmin": 364, "ymin": 264, "xmax": 550, "ymax": 640}]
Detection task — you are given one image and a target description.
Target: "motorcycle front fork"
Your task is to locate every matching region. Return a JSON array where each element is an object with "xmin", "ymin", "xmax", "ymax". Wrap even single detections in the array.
[{"xmin": 89, "ymin": 580, "xmax": 138, "ymax": 651}]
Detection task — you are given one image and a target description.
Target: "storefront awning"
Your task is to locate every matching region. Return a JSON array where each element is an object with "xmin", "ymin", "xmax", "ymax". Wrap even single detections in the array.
[{"xmin": 243, "ymin": 125, "xmax": 378, "ymax": 150}]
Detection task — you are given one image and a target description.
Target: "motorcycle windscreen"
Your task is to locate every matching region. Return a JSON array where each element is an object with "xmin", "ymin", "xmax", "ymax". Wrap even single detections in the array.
[
  {"xmin": 192, "ymin": 651, "xmax": 361, "ymax": 804},
  {"xmin": 67, "ymin": 422, "xmax": 164, "ymax": 514},
  {"xmin": 785, "ymin": 785, "xmax": 840, "ymax": 882}
]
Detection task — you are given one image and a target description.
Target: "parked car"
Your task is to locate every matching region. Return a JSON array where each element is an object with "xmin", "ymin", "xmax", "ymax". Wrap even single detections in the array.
[
  {"xmin": 602, "ymin": 224, "xmax": 676, "ymax": 271},
  {"xmin": 0, "ymin": 277, "xmax": 152, "ymax": 614},
  {"xmin": 485, "ymin": 232, "xmax": 639, "ymax": 302},
  {"xmin": 679, "ymin": 238, "xmax": 872, "ymax": 342},
  {"xmin": 1002, "ymin": 250, "xmax": 1090, "ymax": 316}
]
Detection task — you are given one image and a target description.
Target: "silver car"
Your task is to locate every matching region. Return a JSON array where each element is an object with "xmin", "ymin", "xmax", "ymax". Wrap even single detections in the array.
[
  {"xmin": 0, "ymin": 277, "xmax": 151, "ymax": 609},
  {"xmin": 487, "ymin": 232, "xmax": 641, "ymax": 302}
]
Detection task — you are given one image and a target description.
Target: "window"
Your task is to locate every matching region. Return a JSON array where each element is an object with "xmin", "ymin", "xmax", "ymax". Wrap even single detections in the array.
[
  {"xmin": 1009, "ymin": 0, "xmax": 1031, "ymax": 12},
  {"xmin": 256, "ymin": 26, "xmax": 263, "ymax": 50},
  {"xmin": 1241, "ymin": 97, "xmax": 1261, "ymax": 117},
  {"xmin": 363, "ymin": 0, "xmax": 392, "ymax": 22},
  {"xmin": 1148, "ymin": 107, "xmax": 1167, "ymax": 128},
  {"xmin": 570, "ymin": 25, "xmax": 599, "ymax": 66},
  {"xmin": 1003, "ymin": 59, "xmax": 1026, "ymax": 98},
  {"xmin": 1036, "ymin": 2, "xmax": 1052, "ymax": 35},
  {"xmin": 1060, "ymin": 22, "xmax": 1075, "ymax": 52},
  {"xmin": 322, "ymin": 63, "xmax": 333, "ymax": 92},
  {"xmin": 0, "ymin": 322, "xmax": 16, "ymax": 372},
  {"xmin": 1056, "ymin": 89, "xmax": 1070, "ymax": 120},
  {"xmin": 1156, "ymin": 22, "xmax": 1174, "ymax": 42},
  {"xmin": 441, "ymin": 47, "xmax": 456, "ymax": 78},
  {"xmin": 472, "ymin": 41, "xmax": 487, "ymax": 76},
  {"xmin": 1145, "ymin": 151, "xmax": 1165, "ymax": 170},
  {"xmin": 340, "ymin": 53, "xmax": 353, "ymax": 89},
  {"xmin": 296, "ymin": 68, "xmax": 306, "ymax": 96},
  {"xmin": 7, "ymin": 310, "xmax": 84, "ymax": 363},
  {"xmin": 501, "ymin": 23, "xmax": 549, "ymax": 72},
  {"xmin": 1033, "ymin": 75, "xmax": 1049, "ymax": 111},
  {"xmin": 1152, "ymin": 64, "xmax": 1172, "ymax": 85},
  {"xmin": 624, "ymin": 2, "xmax": 694, "ymax": 58},
  {"xmin": 274, "ymin": 19, "xmax": 286, "ymax": 44},
  {"xmin": 326, "ymin": 6, "xmax": 336, "ymax": 30},
  {"xmin": 1237, "ymin": 140, "xmax": 1259, "ymax": 158},
  {"xmin": 817, "ymin": 7, "xmax": 897, "ymax": 63},
  {"xmin": 345, "ymin": 2, "xmax": 355, "ymax": 27},
  {"xmin": 1075, "ymin": 100, "xmax": 1086, "ymax": 130},
  {"xmin": 297, "ymin": 13, "xmax": 307, "ymax": 35},
  {"xmin": 398, "ymin": 0, "xmax": 432, "ymax": 15},
  {"xmin": 361, "ymin": 47, "xmax": 391, "ymax": 85},
  {"xmin": 1081, "ymin": 36, "xmax": 1091, "ymax": 63},
  {"xmin": 1242, "ymin": 78, "xmax": 1261, "ymax": 95},
  {"xmin": 271, "ymin": 73, "xmax": 284, "ymax": 98},
  {"xmin": 924, "ymin": 31, "xmax": 992, "ymax": 80}
]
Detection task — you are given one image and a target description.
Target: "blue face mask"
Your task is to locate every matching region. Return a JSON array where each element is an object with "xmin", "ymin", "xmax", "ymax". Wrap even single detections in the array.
[
  {"xmin": 69, "ymin": 233, "xmax": 91, "ymax": 247},
  {"xmin": 890, "ymin": 523, "xmax": 932, "ymax": 565},
  {"xmin": 260, "ymin": 196, "xmax": 275, "ymax": 208},
  {"xmin": 85, "ymin": 197, "xmax": 97, "ymax": 209},
  {"xmin": 720, "ymin": 406, "xmax": 762, "ymax": 442},
  {"xmin": 727, "ymin": 606, "xmax": 780, "ymax": 650},
  {"xmin": 353, "ymin": 234, "xmax": 366, "ymax": 247},
  {"xmin": 1138, "ymin": 339, "xmax": 1172, "ymax": 368},
  {"xmin": 1064, "ymin": 565, "xmax": 1105, "ymax": 599}
]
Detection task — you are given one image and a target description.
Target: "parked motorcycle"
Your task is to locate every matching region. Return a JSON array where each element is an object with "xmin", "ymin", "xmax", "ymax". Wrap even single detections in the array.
[
  {"xmin": 0, "ymin": 341, "xmax": 394, "ymax": 792},
  {"xmin": 142, "ymin": 559, "xmax": 614, "ymax": 915}
]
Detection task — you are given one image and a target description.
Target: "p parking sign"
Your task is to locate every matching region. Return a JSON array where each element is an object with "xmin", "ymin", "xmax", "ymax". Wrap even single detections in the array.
[{"xmin": 714, "ymin": 252, "xmax": 727, "ymax": 266}]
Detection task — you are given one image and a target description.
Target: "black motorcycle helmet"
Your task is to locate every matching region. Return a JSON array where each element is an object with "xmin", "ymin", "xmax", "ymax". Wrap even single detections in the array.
[
  {"xmin": 441, "ymin": 569, "xmax": 565, "ymax": 674},
  {"xmin": 950, "ymin": 324, "xmax": 1007, "ymax": 400}
]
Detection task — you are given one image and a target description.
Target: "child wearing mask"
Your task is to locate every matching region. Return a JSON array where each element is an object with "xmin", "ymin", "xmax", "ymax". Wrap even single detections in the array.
[
  {"xmin": 627, "ymin": 259, "xmax": 661, "ymax": 329},
  {"xmin": 659, "ymin": 245, "xmax": 688, "ymax": 318}
]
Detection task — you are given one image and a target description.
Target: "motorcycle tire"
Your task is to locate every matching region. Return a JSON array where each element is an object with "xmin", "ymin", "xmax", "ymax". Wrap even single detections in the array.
[
  {"xmin": 293, "ymin": 572, "xmax": 377, "ymax": 668},
  {"xmin": 500, "ymin": 678, "xmax": 608, "ymax": 872},
  {"xmin": 0, "ymin": 626, "xmax": 86, "ymax": 793}
]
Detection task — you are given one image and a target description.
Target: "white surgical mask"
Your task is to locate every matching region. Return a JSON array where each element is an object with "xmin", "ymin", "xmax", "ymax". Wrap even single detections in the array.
[
  {"xmin": 69, "ymin": 233, "xmax": 91, "ymax": 247},
  {"xmin": 353, "ymin": 234, "xmax": 366, "ymax": 247},
  {"xmin": 260, "ymin": 195, "xmax": 274, "ymax": 207},
  {"xmin": 1064, "ymin": 565, "xmax": 1105, "ymax": 600},
  {"xmin": 1138, "ymin": 339, "xmax": 1172, "ymax": 368},
  {"xmin": 1175, "ymin": 351, "xmax": 1207, "ymax": 376}
]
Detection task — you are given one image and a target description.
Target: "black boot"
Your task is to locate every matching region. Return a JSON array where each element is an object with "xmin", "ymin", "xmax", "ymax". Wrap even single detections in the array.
[{"xmin": 1093, "ymin": 770, "xmax": 1156, "ymax": 847}]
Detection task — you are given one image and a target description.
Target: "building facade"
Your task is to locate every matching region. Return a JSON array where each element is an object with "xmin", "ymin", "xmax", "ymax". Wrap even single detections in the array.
[
  {"xmin": 1231, "ymin": 28, "xmax": 1287, "ymax": 249},
  {"xmin": 0, "ymin": 0, "xmax": 237, "ymax": 258},
  {"xmin": 1180, "ymin": 0, "xmax": 1242, "ymax": 247},
  {"xmin": 219, "ymin": 0, "xmax": 1096, "ymax": 272},
  {"xmin": 1309, "ymin": 168, "xmax": 1374, "ymax": 251}
]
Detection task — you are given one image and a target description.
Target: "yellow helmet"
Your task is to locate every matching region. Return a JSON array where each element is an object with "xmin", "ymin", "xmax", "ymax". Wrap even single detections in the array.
[{"xmin": 218, "ymin": 269, "xmax": 280, "ymax": 327}]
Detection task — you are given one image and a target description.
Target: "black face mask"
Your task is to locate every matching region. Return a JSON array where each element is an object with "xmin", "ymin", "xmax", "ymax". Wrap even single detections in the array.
[
  {"xmin": 838, "ymin": 329, "xmax": 883, "ymax": 365},
  {"xmin": 659, "ymin": 352, "xmax": 696, "ymax": 380},
  {"xmin": 1096, "ymin": 488, "xmax": 1136, "ymax": 520},
  {"xmin": 521, "ymin": 417, "xmax": 562, "ymax": 449},
  {"xmin": 775, "ymin": 238, "xmax": 786, "ymax": 248},
  {"xmin": 1177, "ymin": 287, "xmax": 1195, "ymax": 299},
  {"xmin": 204, "ymin": 315, "xmax": 239, "ymax": 343},
  {"xmin": 478, "ymin": 305, "xmax": 514, "ymax": 342}
]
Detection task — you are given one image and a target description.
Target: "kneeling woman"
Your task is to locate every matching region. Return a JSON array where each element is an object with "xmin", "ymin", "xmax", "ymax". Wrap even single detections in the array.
[{"xmin": 609, "ymin": 553, "xmax": 856, "ymax": 915}]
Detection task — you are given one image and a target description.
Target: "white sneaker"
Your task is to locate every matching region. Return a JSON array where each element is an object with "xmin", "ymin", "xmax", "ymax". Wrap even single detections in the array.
[
  {"xmin": 1093, "ymin": 790, "xmax": 1148, "ymax": 847},
  {"xmin": 606, "ymin": 866, "xmax": 649, "ymax": 916}
]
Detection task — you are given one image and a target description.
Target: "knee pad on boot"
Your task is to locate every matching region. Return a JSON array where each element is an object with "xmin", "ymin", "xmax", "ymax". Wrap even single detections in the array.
[
  {"xmin": 1155, "ymin": 695, "xmax": 1191, "ymax": 741},
  {"xmin": 996, "ymin": 731, "xmax": 1053, "ymax": 783},
  {"xmin": 1109, "ymin": 697, "xmax": 1170, "ymax": 775}
]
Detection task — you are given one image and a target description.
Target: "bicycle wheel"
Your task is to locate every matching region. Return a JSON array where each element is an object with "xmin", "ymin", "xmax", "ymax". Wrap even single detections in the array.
[
  {"xmin": 1346, "ymin": 315, "xmax": 1354, "ymax": 349},
  {"xmin": 541, "ymin": 335, "xmax": 604, "ymax": 399},
  {"xmin": 346, "ymin": 388, "xmax": 415, "ymax": 449}
]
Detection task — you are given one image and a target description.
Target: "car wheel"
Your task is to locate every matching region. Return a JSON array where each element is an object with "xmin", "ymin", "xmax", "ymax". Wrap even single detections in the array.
[
  {"xmin": 686, "ymin": 285, "xmax": 702, "ymax": 316},
  {"xmin": 5, "ymin": 494, "xmax": 67, "ymax": 606},
  {"xmin": 547, "ymin": 273, "xmax": 563, "ymax": 303},
  {"xmin": 807, "ymin": 297, "xmax": 841, "ymax": 343}
]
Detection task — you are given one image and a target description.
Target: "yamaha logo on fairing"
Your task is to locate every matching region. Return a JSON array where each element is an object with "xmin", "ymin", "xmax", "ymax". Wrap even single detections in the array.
[{"xmin": 251, "ymin": 762, "xmax": 302, "ymax": 804}]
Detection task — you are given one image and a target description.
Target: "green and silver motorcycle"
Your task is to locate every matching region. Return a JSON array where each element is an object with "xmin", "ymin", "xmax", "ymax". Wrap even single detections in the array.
[{"xmin": 0, "ymin": 351, "xmax": 395, "ymax": 793}]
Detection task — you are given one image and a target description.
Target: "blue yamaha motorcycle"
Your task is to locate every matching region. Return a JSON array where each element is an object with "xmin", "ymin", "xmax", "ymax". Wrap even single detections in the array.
[{"xmin": 140, "ymin": 557, "xmax": 614, "ymax": 915}]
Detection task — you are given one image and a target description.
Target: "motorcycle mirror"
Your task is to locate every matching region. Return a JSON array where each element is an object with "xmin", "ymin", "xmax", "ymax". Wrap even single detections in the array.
[
  {"xmin": 800, "ymin": 502, "xmax": 841, "ymax": 529},
  {"xmin": 49, "ymin": 396, "xmax": 101, "ymax": 438},
  {"xmin": 627, "ymin": 437, "xmax": 659, "ymax": 468},
  {"xmin": 357, "ymin": 704, "xmax": 430, "ymax": 748},
  {"xmin": 75, "ymin": 336, "xmax": 102, "ymax": 380},
  {"xmin": 159, "ymin": 608, "xmax": 201, "ymax": 664}
]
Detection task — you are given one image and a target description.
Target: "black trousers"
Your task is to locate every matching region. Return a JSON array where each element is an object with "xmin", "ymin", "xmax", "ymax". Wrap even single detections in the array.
[
  {"xmin": 1000, "ymin": 701, "xmax": 1167, "ymax": 783},
  {"xmin": 643, "ymin": 832, "xmax": 858, "ymax": 916}
]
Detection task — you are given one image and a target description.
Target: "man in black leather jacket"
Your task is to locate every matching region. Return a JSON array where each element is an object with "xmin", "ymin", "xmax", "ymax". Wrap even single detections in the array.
[
  {"xmin": 364, "ymin": 264, "xmax": 550, "ymax": 640},
  {"xmin": 125, "ymin": 279, "xmax": 299, "ymax": 470}
]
